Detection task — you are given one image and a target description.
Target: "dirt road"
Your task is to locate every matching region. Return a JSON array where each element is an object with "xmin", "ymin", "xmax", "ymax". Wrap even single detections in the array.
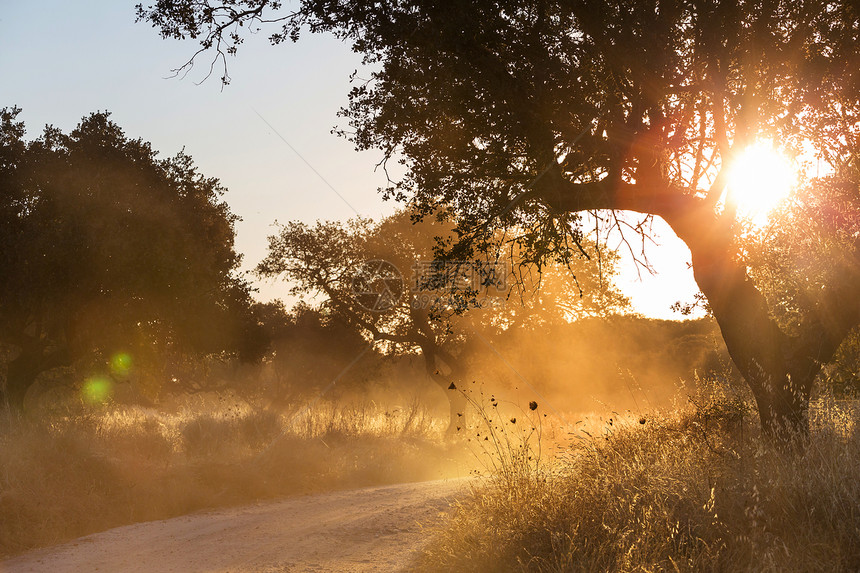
[{"xmin": 0, "ymin": 478, "xmax": 471, "ymax": 572}]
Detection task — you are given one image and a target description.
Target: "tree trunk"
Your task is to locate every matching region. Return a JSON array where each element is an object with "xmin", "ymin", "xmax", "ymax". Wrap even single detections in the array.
[
  {"xmin": 698, "ymin": 265, "xmax": 815, "ymax": 438},
  {"xmin": 439, "ymin": 381, "xmax": 467, "ymax": 435},
  {"xmin": 669, "ymin": 209, "xmax": 816, "ymax": 438},
  {"xmin": 421, "ymin": 343, "xmax": 467, "ymax": 435}
]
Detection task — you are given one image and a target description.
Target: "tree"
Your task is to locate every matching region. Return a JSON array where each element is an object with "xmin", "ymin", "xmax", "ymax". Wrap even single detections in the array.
[
  {"xmin": 256, "ymin": 300, "xmax": 380, "ymax": 405},
  {"xmin": 257, "ymin": 209, "xmax": 626, "ymax": 432},
  {"xmin": 0, "ymin": 108, "xmax": 263, "ymax": 408},
  {"xmin": 470, "ymin": 233, "xmax": 630, "ymax": 333},
  {"xmin": 139, "ymin": 0, "xmax": 860, "ymax": 437},
  {"xmin": 257, "ymin": 213, "xmax": 471, "ymax": 433},
  {"xmin": 745, "ymin": 173, "xmax": 860, "ymax": 396}
]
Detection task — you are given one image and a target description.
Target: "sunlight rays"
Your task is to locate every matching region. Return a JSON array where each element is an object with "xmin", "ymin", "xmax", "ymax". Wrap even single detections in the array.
[{"xmin": 726, "ymin": 142, "xmax": 797, "ymax": 224}]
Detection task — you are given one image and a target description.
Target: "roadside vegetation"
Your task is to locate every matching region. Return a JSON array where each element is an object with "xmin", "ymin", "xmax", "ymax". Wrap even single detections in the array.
[
  {"xmin": 0, "ymin": 395, "xmax": 465, "ymax": 558},
  {"xmin": 417, "ymin": 377, "xmax": 860, "ymax": 572},
  {"xmin": 0, "ymin": 309, "xmax": 733, "ymax": 561}
]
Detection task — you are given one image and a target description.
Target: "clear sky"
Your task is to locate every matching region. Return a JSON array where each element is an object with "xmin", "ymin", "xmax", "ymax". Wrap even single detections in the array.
[{"xmin": 0, "ymin": 0, "xmax": 701, "ymax": 319}]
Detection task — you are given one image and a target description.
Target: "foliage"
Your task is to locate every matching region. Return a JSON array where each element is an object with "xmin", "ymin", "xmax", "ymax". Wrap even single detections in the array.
[
  {"xmin": 257, "ymin": 209, "xmax": 628, "ymax": 349},
  {"xmin": 137, "ymin": 0, "xmax": 859, "ymax": 234},
  {"xmin": 138, "ymin": 0, "xmax": 860, "ymax": 435},
  {"xmin": 823, "ymin": 329, "xmax": 860, "ymax": 397},
  {"xmin": 742, "ymin": 169, "xmax": 860, "ymax": 396},
  {"xmin": 261, "ymin": 301, "xmax": 381, "ymax": 401},
  {"xmin": 0, "ymin": 107, "xmax": 264, "ymax": 407},
  {"xmin": 745, "ymin": 175, "xmax": 860, "ymax": 336}
]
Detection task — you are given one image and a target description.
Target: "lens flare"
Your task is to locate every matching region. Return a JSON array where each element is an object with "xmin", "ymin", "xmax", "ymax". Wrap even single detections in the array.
[
  {"xmin": 110, "ymin": 352, "xmax": 132, "ymax": 376},
  {"xmin": 82, "ymin": 376, "xmax": 113, "ymax": 404},
  {"xmin": 726, "ymin": 142, "xmax": 796, "ymax": 223}
]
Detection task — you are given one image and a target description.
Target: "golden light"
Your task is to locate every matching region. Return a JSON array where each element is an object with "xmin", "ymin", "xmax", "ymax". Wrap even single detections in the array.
[
  {"xmin": 82, "ymin": 376, "xmax": 113, "ymax": 405},
  {"xmin": 110, "ymin": 352, "xmax": 133, "ymax": 376},
  {"xmin": 726, "ymin": 142, "xmax": 797, "ymax": 222}
]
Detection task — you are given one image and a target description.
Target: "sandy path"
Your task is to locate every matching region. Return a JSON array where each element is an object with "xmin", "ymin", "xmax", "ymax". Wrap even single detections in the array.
[{"xmin": 0, "ymin": 478, "xmax": 471, "ymax": 573}]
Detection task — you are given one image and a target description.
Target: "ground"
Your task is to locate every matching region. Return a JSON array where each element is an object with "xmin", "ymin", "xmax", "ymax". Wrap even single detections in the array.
[{"xmin": 0, "ymin": 478, "xmax": 470, "ymax": 573}]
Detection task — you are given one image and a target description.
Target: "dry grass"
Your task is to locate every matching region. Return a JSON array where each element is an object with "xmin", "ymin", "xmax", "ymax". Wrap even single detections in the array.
[
  {"xmin": 417, "ymin": 380, "xmax": 860, "ymax": 572},
  {"xmin": 0, "ymin": 394, "xmax": 467, "ymax": 558}
]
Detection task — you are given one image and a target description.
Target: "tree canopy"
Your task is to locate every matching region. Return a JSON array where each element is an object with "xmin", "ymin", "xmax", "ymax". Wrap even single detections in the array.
[
  {"xmin": 256, "ymin": 209, "xmax": 628, "ymax": 430},
  {"xmin": 0, "ymin": 107, "xmax": 264, "ymax": 408},
  {"xmin": 138, "ymin": 0, "xmax": 860, "ymax": 437}
]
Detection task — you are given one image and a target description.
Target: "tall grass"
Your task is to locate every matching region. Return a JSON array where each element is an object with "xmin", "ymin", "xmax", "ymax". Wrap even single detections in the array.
[
  {"xmin": 417, "ymin": 379, "xmax": 860, "ymax": 572},
  {"xmin": 0, "ymin": 395, "xmax": 467, "ymax": 558}
]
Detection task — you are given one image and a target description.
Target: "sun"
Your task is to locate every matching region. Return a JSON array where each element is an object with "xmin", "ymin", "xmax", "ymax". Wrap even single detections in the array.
[{"xmin": 726, "ymin": 142, "xmax": 797, "ymax": 222}]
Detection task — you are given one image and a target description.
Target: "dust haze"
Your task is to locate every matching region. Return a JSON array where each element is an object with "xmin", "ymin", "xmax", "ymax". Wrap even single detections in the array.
[{"xmin": 0, "ymin": 284, "xmax": 731, "ymax": 559}]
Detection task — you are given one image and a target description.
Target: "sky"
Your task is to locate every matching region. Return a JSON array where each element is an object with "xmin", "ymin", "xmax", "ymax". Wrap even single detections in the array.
[{"xmin": 0, "ymin": 0, "xmax": 701, "ymax": 319}]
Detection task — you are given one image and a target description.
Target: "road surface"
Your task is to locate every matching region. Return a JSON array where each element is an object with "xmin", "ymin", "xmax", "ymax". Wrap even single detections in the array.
[{"xmin": 0, "ymin": 478, "xmax": 471, "ymax": 572}]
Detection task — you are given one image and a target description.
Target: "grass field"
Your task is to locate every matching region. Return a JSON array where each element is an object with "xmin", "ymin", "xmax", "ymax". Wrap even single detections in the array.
[
  {"xmin": 6, "ymin": 377, "xmax": 859, "ymax": 571},
  {"xmin": 0, "ymin": 394, "xmax": 468, "ymax": 558},
  {"xmin": 418, "ymin": 382, "xmax": 860, "ymax": 572}
]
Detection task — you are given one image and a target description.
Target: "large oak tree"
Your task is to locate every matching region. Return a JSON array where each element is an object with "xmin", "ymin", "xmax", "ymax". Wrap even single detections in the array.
[{"xmin": 138, "ymin": 0, "xmax": 860, "ymax": 437}]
